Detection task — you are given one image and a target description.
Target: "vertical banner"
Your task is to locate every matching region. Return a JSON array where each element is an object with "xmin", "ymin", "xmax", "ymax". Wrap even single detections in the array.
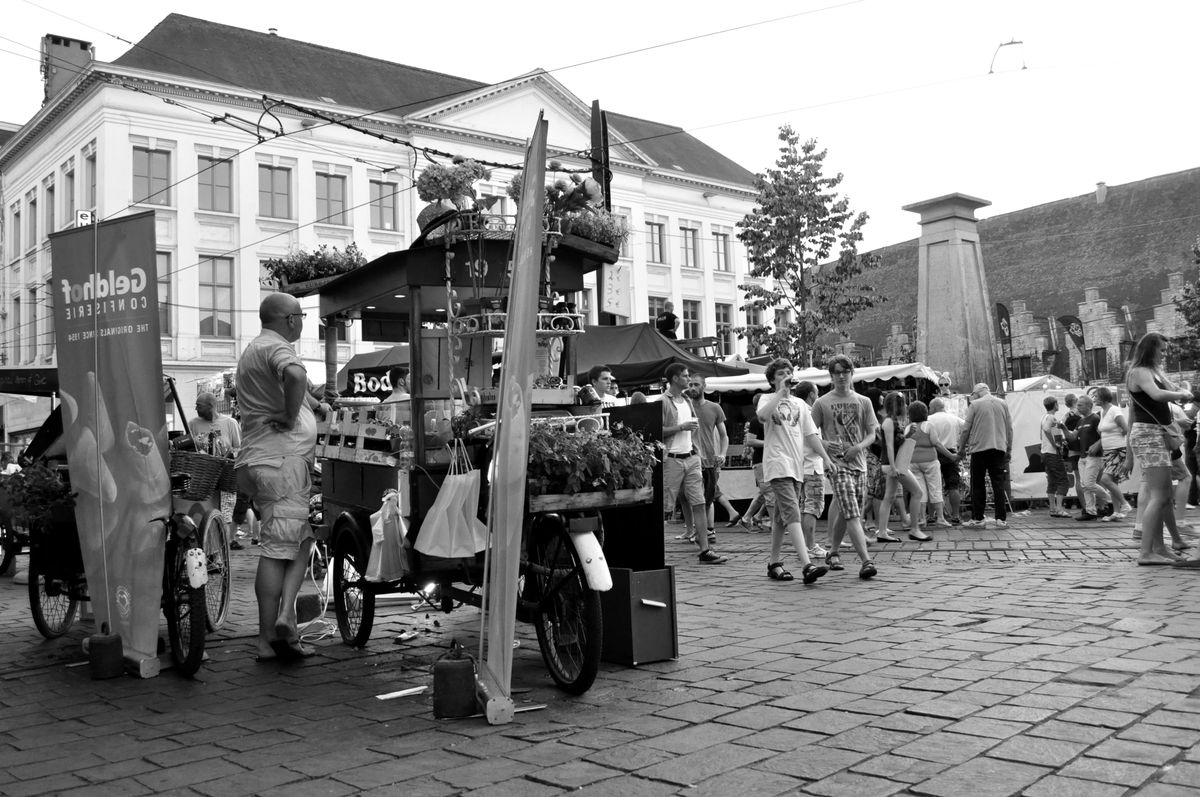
[
  {"xmin": 477, "ymin": 114, "xmax": 547, "ymax": 724},
  {"xmin": 1057, "ymin": 315, "xmax": 1086, "ymax": 382},
  {"xmin": 600, "ymin": 261, "xmax": 632, "ymax": 320},
  {"xmin": 50, "ymin": 211, "xmax": 171, "ymax": 675},
  {"xmin": 995, "ymin": 302, "xmax": 1012, "ymax": 390}
]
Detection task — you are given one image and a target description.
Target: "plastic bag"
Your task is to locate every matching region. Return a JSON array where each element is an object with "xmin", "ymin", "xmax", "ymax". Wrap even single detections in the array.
[
  {"xmin": 414, "ymin": 440, "xmax": 488, "ymax": 559},
  {"xmin": 366, "ymin": 490, "xmax": 411, "ymax": 582}
]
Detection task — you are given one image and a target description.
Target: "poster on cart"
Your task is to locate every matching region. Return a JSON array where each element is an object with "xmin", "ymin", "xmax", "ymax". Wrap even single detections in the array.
[{"xmin": 50, "ymin": 211, "xmax": 171, "ymax": 676}]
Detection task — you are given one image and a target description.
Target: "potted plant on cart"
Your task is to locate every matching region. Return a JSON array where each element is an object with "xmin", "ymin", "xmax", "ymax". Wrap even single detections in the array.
[
  {"xmin": 416, "ymin": 157, "xmax": 496, "ymax": 237},
  {"xmin": 506, "ymin": 164, "xmax": 627, "ymax": 263},
  {"xmin": 526, "ymin": 422, "xmax": 657, "ymax": 512},
  {"xmin": 263, "ymin": 242, "xmax": 368, "ymax": 296}
]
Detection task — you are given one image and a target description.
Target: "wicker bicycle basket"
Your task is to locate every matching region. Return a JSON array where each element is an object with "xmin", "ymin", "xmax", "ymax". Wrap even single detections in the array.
[{"xmin": 169, "ymin": 451, "xmax": 237, "ymax": 501}]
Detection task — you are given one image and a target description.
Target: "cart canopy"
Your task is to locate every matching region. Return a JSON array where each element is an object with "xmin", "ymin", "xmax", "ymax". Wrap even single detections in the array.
[{"xmin": 574, "ymin": 323, "xmax": 748, "ymax": 387}]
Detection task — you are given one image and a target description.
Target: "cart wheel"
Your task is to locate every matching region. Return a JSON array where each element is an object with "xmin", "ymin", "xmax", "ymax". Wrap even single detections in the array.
[
  {"xmin": 165, "ymin": 544, "xmax": 206, "ymax": 677},
  {"xmin": 0, "ymin": 523, "xmax": 16, "ymax": 576},
  {"xmin": 527, "ymin": 514, "xmax": 602, "ymax": 694},
  {"xmin": 28, "ymin": 560, "xmax": 79, "ymax": 639},
  {"xmin": 333, "ymin": 524, "xmax": 375, "ymax": 647},
  {"xmin": 199, "ymin": 510, "xmax": 231, "ymax": 632}
]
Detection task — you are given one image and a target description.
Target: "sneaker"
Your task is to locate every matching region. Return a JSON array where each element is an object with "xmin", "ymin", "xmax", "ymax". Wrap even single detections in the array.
[
  {"xmin": 674, "ymin": 529, "xmax": 697, "ymax": 541},
  {"xmin": 698, "ymin": 550, "xmax": 727, "ymax": 564},
  {"xmin": 707, "ymin": 530, "xmax": 718, "ymax": 544},
  {"xmin": 1100, "ymin": 512, "xmax": 1127, "ymax": 522},
  {"xmin": 807, "ymin": 543, "xmax": 828, "ymax": 559},
  {"xmin": 1188, "ymin": 504, "xmax": 1198, "ymax": 510},
  {"xmin": 859, "ymin": 561, "xmax": 877, "ymax": 580},
  {"xmin": 250, "ymin": 538, "xmax": 260, "ymax": 546},
  {"xmin": 961, "ymin": 519, "xmax": 986, "ymax": 528},
  {"xmin": 1075, "ymin": 512, "xmax": 1098, "ymax": 521},
  {"xmin": 992, "ymin": 519, "xmax": 1009, "ymax": 529},
  {"xmin": 949, "ymin": 517, "xmax": 961, "ymax": 526}
]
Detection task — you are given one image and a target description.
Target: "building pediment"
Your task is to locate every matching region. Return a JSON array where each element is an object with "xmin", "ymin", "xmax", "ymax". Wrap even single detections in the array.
[{"xmin": 408, "ymin": 71, "xmax": 652, "ymax": 168}]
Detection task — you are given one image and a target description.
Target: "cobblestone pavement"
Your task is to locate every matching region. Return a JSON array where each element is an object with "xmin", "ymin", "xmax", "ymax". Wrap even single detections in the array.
[{"xmin": 2, "ymin": 511, "xmax": 1200, "ymax": 796}]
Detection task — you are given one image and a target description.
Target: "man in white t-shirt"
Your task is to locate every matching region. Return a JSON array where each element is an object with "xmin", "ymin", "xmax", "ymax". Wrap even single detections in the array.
[
  {"xmin": 927, "ymin": 397, "xmax": 965, "ymax": 525},
  {"xmin": 758, "ymin": 359, "xmax": 834, "ymax": 584}
]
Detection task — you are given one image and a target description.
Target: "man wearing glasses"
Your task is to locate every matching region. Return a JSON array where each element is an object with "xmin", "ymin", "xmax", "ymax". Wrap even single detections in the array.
[
  {"xmin": 811, "ymin": 355, "xmax": 879, "ymax": 579},
  {"xmin": 236, "ymin": 293, "xmax": 332, "ymax": 660},
  {"xmin": 661, "ymin": 363, "xmax": 726, "ymax": 564}
]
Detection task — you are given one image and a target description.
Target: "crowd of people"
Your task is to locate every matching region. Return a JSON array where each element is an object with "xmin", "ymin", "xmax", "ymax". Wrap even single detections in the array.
[{"xmin": 660, "ymin": 330, "xmax": 1200, "ymax": 580}]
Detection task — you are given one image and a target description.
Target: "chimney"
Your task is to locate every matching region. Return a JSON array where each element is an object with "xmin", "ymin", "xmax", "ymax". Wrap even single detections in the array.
[
  {"xmin": 268, "ymin": 28, "xmax": 278, "ymax": 36},
  {"xmin": 41, "ymin": 34, "xmax": 94, "ymax": 105},
  {"xmin": 1095, "ymin": 181, "xmax": 1107, "ymax": 205}
]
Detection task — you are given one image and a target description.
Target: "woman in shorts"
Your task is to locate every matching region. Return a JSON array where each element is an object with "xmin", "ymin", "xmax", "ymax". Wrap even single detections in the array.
[
  {"xmin": 1121, "ymin": 333, "xmax": 1194, "ymax": 564},
  {"xmin": 1095, "ymin": 386, "xmax": 1133, "ymax": 521}
]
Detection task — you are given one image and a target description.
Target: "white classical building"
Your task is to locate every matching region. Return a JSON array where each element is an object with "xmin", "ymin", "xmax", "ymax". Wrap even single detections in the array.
[{"xmin": 0, "ymin": 15, "xmax": 759, "ymax": 440}]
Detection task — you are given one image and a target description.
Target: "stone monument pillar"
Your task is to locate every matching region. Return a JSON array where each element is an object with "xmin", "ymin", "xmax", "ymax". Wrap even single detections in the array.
[{"xmin": 904, "ymin": 193, "xmax": 1004, "ymax": 391}]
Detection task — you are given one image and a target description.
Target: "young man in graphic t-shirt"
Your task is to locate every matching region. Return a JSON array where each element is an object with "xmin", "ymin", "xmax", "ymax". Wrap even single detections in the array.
[{"xmin": 810, "ymin": 355, "xmax": 879, "ymax": 580}]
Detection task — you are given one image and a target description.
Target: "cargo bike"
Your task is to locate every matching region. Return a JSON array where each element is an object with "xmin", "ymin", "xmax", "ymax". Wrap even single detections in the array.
[
  {"xmin": 0, "ymin": 371, "xmax": 233, "ymax": 676},
  {"xmin": 307, "ymin": 208, "xmax": 647, "ymax": 695}
]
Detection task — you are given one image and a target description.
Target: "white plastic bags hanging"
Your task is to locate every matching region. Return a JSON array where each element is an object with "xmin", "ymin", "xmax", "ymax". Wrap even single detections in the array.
[
  {"xmin": 366, "ymin": 490, "xmax": 411, "ymax": 582},
  {"xmin": 414, "ymin": 439, "xmax": 488, "ymax": 559}
]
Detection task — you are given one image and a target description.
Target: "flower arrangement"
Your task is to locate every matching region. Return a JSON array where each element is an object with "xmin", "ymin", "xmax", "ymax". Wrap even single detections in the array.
[
  {"xmin": 526, "ymin": 422, "xmax": 658, "ymax": 497},
  {"xmin": 263, "ymin": 242, "xmax": 367, "ymax": 286},
  {"xmin": 2, "ymin": 465, "xmax": 75, "ymax": 532},
  {"xmin": 506, "ymin": 163, "xmax": 629, "ymax": 249},
  {"xmin": 417, "ymin": 158, "xmax": 492, "ymax": 208}
]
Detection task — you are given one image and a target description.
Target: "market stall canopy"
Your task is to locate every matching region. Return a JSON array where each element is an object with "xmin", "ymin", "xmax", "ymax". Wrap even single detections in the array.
[
  {"xmin": 1012, "ymin": 374, "xmax": 1079, "ymax": 391},
  {"xmin": 705, "ymin": 362, "xmax": 941, "ymax": 394},
  {"xmin": 574, "ymin": 323, "xmax": 748, "ymax": 386},
  {"xmin": 0, "ymin": 367, "xmax": 58, "ymax": 397},
  {"xmin": 721, "ymin": 353, "xmax": 765, "ymax": 374},
  {"xmin": 333, "ymin": 344, "xmax": 409, "ymax": 399}
]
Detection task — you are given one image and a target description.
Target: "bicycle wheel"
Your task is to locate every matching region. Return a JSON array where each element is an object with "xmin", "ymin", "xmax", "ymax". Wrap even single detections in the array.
[
  {"xmin": 28, "ymin": 559, "xmax": 79, "ymax": 639},
  {"xmin": 527, "ymin": 515, "xmax": 602, "ymax": 694},
  {"xmin": 199, "ymin": 510, "xmax": 231, "ymax": 631},
  {"xmin": 165, "ymin": 542, "xmax": 206, "ymax": 676},
  {"xmin": 333, "ymin": 522, "xmax": 374, "ymax": 647}
]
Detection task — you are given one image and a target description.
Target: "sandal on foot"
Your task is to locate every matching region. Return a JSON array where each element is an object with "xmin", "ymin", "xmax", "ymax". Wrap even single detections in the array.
[
  {"xmin": 767, "ymin": 561, "xmax": 793, "ymax": 580},
  {"xmin": 908, "ymin": 531, "xmax": 932, "ymax": 542},
  {"xmin": 725, "ymin": 516, "xmax": 743, "ymax": 528},
  {"xmin": 859, "ymin": 561, "xmax": 877, "ymax": 580},
  {"xmin": 801, "ymin": 563, "xmax": 827, "ymax": 584},
  {"xmin": 875, "ymin": 533, "xmax": 901, "ymax": 543},
  {"xmin": 825, "ymin": 552, "xmax": 845, "ymax": 571}
]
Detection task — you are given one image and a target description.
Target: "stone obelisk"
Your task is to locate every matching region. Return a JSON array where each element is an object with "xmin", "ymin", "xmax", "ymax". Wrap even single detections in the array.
[{"xmin": 904, "ymin": 193, "xmax": 1004, "ymax": 391}]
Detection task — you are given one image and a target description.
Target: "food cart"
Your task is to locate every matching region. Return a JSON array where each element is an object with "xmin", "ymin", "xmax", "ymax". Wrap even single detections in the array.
[{"xmin": 307, "ymin": 170, "xmax": 649, "ymax": 696}]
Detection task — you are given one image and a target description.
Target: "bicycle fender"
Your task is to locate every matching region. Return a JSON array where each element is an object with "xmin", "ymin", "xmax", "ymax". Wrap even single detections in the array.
[{"xmin": 569, "ymin": 531, "xmax": 611, "ymax": 592}]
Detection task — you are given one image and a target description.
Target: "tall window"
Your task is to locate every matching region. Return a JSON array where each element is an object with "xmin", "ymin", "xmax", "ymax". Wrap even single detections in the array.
[
  {"xmin": 682, "ymin": 300, "xmax": 701, "ymax": 339},
  {"xmin": 197, "ymin": 156, "xmax": 232, "ymax": 212},
  {"xmin": 648, "ymin": 296, "xmax": 667, "ymax": 325},
  {"xmin": 679, "ymin": 222, "xmax": 700, "ymax": 269},
  {"xmin": 132, "ymin": 147, "xmax": 171, "ymax": 206},
  {"xmin": 26, "ymin": 191, "xmax": 37, "ymax": 248},
  {"xmin": 10, "ymin": 297, "xmax": 20, "ymax": 362},
  {"xmin": 10, "ymin": 204, "xmax": 20, "ymax": 258},
  {"xmin": 369, "ymin": 180, "xmax": 397, "ymax": 230},
  {"xmin": 1087, "ymin": 347, "xmax": 1109, "ymax": 380},
  {"xmin": 26, "ymin": 287, "xmax": 38, "ymax": 362},
  {"xmin": 715, "ymin": 302, "xmax": 732, "ymax": 354},
  {"xmin": 43, "ymin": 289, "xmax": 54, "ymax": 359},
  {"xmin": 713, "ymin": 228, "xmax": 732, "ymax": 273},
  {"xmin": 316, "ymin": 173, "xmax": 347, "ymax": 225},
  {"xmin": 775, "ymin": 309, "xmax": 789, "ymax": 331},
  {"xmin": 1010, "ymin": 357, "xmax": 1032, "ymax": 380},
  {"xmin": 645, "ymin": 216, "xmax": 666, "ymax": 263},
  {"xmin": 199, "ymin": 256, "xmax": 233, "ymax": 337},
  {"xmin": 84, "ymin": 151, "xmax": 96, "ymax": 211},
  {"xmin": 613, "ymin": 206, "xmax": 631, "ymax": 259},
  {"xmin": 258, "ymin": 165, "xmax": 291, "ymax": 218},
  {"xmin": 45, "ymin": 181, "xmax": 56, "ymax": 235},
  {"xmin": 63, "ymin": 161, "xmax": 75, "ymax": 221},
  {"xmin": 157, "ymin": 252, "xmax": 172, "ymax": 335}
]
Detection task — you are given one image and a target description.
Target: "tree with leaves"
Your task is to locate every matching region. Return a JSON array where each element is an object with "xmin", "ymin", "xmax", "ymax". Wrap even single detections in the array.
[
  {"xmin": 1172, "ymin": 236, "xmax": 1200, "ymax": 365},
  {"xmin": 735, "ymin": 126, "xmax": 881, "ymax": 367}
]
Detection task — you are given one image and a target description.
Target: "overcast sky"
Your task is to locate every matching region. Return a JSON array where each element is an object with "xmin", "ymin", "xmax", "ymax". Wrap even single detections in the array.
[{"xmin": 2, "ymin": 0, "xmax": 1196, "ymax": 250}]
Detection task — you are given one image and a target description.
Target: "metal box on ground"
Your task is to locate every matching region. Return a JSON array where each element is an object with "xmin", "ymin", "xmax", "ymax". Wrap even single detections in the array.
[{"xmin": 599, "ymin": 567, "xmax": 677, "ymax": 666}]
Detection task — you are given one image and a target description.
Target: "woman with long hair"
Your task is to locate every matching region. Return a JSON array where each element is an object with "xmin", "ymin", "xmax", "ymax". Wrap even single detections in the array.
[
  {"xmin": 1120, "ymin": 333, "xmax": 1193, "ymax": 565},
  {"xmin": 1094, "ymin": 386, "xmax": 1133, "ymax": 521},
  {"xmin": 877, "ymin": 392, "xmax": 924, "ymax": 543}
]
